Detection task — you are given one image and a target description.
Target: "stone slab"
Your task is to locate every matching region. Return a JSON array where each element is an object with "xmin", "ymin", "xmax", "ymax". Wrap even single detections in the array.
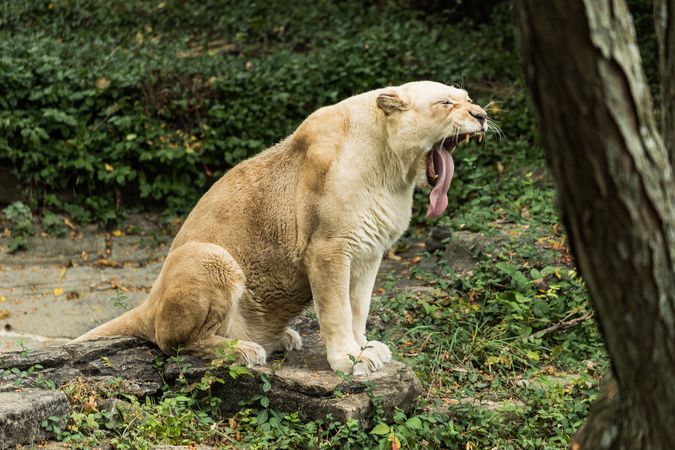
[
  {"xmin": 0, "ymin": 317, "xmax": 422, "ymax": 436},
  {"xmin": 0, "ymin": 388, "xmax": 71, "ymax": 449}
]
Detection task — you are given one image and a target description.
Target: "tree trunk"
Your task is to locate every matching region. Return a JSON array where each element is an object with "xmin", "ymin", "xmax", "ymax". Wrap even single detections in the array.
[
  {"xmin": 512, "ymin": 1, "xmax": 675, "ymax": 449},
  {"xmin": 655, "ymin": 0, "xmax": 675, "ymax": 162}
]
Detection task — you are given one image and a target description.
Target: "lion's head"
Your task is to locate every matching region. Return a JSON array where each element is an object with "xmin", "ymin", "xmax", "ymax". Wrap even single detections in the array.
[{"xmin": 376, "ymin": 81, "xmax": 489, "ymax": 218}]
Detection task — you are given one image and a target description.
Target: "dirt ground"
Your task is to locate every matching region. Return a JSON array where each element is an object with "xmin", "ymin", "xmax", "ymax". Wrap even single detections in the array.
[{"xmin": 0, "ymin": 215, "xmax": 172, "ymax": 351}]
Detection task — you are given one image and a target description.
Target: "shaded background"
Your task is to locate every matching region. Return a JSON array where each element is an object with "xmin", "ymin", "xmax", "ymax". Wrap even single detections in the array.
[{"xmin": 0, "ymin": 0, "xmax": 657, "ymax": 223}]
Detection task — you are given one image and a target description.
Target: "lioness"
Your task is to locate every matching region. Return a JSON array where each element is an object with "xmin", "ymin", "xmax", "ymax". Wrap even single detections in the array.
[{"xmin": 76, "ymin": 81, "xmax": 488, "ymax": 374}]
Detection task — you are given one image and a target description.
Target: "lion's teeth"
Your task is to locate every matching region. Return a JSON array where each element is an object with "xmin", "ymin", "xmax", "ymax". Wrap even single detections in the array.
[
  {"xmin": 478, "ymin": 133, "xmax": 483, "ymax": 143},
  {"xmin": 464, "ymin": 134, "xmax": 470, "ymax": 143}
]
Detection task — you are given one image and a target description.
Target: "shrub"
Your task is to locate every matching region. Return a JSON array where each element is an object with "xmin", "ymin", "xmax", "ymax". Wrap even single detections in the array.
[{"xmin": 0, "ymin": 0, "xmax": 519, "ymax": 223}]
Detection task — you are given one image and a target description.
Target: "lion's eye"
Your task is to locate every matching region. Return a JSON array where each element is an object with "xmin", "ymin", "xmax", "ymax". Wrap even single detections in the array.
[{"xmin": 441, "ymin": 100, "xmax": 454, "ymax": 106}]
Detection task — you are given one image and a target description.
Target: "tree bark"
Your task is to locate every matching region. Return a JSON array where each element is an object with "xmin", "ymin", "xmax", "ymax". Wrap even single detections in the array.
[
  {"xmin": 655, "ymin": 0, "xmax": 675, "ymax": 162},
  {"xmin": 512, "ymin": 1, "xmax": 675, "ymax": 449}
]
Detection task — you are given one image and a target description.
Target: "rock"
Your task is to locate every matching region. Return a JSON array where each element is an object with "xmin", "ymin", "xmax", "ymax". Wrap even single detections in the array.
[
  {"xmin": 442, "ymin": 231, "xmax": 485, "ymax": 273},
  {"xmin": 0, "ymin": 235, "xmax": 106, "ymax": 266},
  {"xmin": 427, "ymin": 228, "xmax": 508, "ymax": 274},
  {"xmin": 0, "ymin": 234, "xmax": 169, "ymax": 266},
  {"xmin": 163, "ymin": 316, "xmax": 422, "ymax": 426},
  {"xmin": 425, "ymin": 225, "xmax": 452, "ymax": 253},
  {"xmin": 0, "ymin": 337, "xmax": 164, "ymax": 397},
  {"xmin": 0, "ymin": 316, "xmax": 423, "ymax": 446},
  {"xmin": 0, "ymin": 347, "xmax": 71, "ymax": 371},
  {"xmin": 0, "ymin": 388, "xmax": 71, "ymax": 449}
]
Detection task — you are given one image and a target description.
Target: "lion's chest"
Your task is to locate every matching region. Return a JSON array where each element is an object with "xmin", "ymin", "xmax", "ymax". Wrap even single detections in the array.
[{"xmin": 348, "ymin": 186, "xmax": 413, "ymax": 261}]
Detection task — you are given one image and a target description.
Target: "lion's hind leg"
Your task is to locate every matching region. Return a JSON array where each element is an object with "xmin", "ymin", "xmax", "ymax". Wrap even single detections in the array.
[
  {"xmin": 278, "ymin": 327, "xmax": 303, "ymax": 352},
  {"xmin": 151, "ymin": 242, "xmax": 266, "ymax": 367}
]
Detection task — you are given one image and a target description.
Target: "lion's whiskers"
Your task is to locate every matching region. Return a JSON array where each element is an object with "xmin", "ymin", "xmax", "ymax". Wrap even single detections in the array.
[{"xmin": 486, "ymin": 118, "xmax": 504, "ymax": 141}]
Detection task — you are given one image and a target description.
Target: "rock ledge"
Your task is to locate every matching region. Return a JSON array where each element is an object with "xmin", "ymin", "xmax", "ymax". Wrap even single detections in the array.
[{"xmin": 0, "ymin": 317, "xmax": 422, "ymax": 449}]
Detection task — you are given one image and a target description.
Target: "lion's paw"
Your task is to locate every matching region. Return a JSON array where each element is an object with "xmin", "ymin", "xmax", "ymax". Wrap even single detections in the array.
[
  {"xmin": 235, "ymin": 340, "xmax": 267, "ymax": 368},
  {"xmin": 279, "ymin": 327, "xmax": 303, "ymax": 351},
  {"xmin": 328, "ymin": 343, "xmax": 390, "ymax": 376},
  {"xmin": 363, "ymin": 340, "xmax": 392, "ymax": 364}
]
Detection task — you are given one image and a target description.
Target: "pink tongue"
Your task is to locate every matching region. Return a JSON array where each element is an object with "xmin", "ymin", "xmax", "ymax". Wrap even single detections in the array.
[{"xmin": 426, "ymin": 148, "xmax": 454, "ymax": 219}]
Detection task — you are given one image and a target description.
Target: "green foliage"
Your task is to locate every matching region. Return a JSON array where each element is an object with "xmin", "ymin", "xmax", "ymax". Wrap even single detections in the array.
[
  {"xmin": 3, "ymin": 201, "xmax": 33, "ymax": 235},
  {"xmin": 2, "ymin": 201, "xmax": 33, "ymax": 252},
  {"xmin": 111, "ymin": 290, "xmax": 130, "ymax": 311},
  {"xmin": 41, "ymin": 211, "xmax": 68, "ymax": 237},
  {"xmin": 1, "ymin": 343, "xmax": 42, "ymax": 387},
  {"xmin": 0, "ymin": 0, "xmax": 519, "ymax": 223}
]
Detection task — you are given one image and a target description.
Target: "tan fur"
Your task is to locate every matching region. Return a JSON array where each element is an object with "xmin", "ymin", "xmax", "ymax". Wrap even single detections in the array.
[{"xmin": 75, "ymin": 81, "xmax": 488, "ymax": 374}]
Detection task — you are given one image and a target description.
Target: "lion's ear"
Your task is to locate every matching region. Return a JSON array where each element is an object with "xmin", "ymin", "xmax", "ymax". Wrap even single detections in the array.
[{"xmin": 376, "ymin": 90, "xmax": 410, "ymax": 115}]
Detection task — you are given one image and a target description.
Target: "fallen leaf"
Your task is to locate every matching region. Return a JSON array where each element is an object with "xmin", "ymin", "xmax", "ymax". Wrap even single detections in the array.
[
  {"xmin": 57, "ymin": 266, "xmax": 67, "ymax": 281},
  {"xmin": 83, "ymin": 394, "xmax": 97, "ymax": 413},
  {"xmin": 0, "ymin": 296, "xmax": 6, "ymax": 303},
  {"xmin": 0, "ymin": 310, "xmax": 9, "ymax": 319},
  {"xmin": 53, "ymin": 287, "xmax": 64, "ymax": 296},
  {"xmin": 104, "ymin": 163, "xmax": 113, "ymax": 172},
  {"xmin": 95, "ymin": 258, "xmax": 122, "ymax": 268},
  {"xmin": 95, "ymin": 77, "xmax": 110, "ymax": 90},
  {"xmin": 63, "ymin": 218, "xmax": 76, "ymax": 230},
  {"xmin": 111, "ymin": 229, "xmax": 123, "ymax": 237},
  {"xmin": 387, "ymin": 248, "xmax": 402, "ymax": 261},
  {"xmin": 488, "ymin": 100, "xmax": 501, "ymax": 115}
]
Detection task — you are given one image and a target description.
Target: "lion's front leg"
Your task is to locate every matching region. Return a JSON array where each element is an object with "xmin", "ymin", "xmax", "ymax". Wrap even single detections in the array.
[
  {"xmin": 306, "ymin": 241, "xmax": 383, "ymax": 375},
  {"xmin": 350, "ymin": 257, "xmax": 392, "ymax": 366}
]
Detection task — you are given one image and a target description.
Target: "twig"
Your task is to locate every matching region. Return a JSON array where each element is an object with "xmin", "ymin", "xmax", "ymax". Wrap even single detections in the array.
[
  {"xmin": 529, "ymin": 311, "xmax": 594, "ymax": 339},
  {"xmin": 417, "ymin": 332, "xmax": 434, "ymax": 353}
]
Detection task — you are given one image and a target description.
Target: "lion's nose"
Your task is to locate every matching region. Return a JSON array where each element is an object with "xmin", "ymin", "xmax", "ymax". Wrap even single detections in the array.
[{"xmin": 470, "ymin": 110, "xmax": 487, "ymax": 126}]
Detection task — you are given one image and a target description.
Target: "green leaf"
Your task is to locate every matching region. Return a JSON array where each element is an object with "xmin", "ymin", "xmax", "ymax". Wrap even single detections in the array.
[
  {"xmin": 370, "ymin": 422, "xmax": 390, "ymax": 435},
  {"xmin": 526, "ymin": 350, "xmax": 540, "ymax": 361},
  {"xmin": 495, "ymin": 261, "xmax": 515, "ymax": 274},
  {"xmin": 406, "ymin": 417, "xmax": 423, "ymax": 430}
]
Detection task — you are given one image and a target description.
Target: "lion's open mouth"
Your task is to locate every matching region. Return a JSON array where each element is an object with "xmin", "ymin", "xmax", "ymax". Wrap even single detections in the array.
[{"xmin": 425, "ymin": 132, "xmax": 483, "ymax": 219}]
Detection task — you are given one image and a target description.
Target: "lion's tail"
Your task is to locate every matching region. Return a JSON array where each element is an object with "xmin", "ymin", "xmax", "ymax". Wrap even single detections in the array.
[{"xmin": 71, "ymin": 306, "xmax": 150, "ymax": 343}]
